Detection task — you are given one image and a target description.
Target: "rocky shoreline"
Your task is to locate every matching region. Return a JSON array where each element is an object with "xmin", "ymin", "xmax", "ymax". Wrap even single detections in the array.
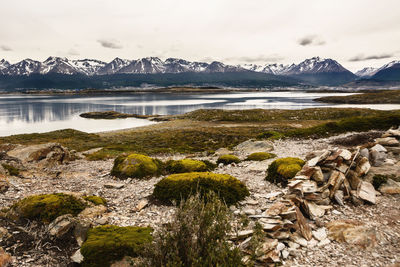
[{"xmin": 0, "ymin": 128, "xmax": 399, "ymax": 266}]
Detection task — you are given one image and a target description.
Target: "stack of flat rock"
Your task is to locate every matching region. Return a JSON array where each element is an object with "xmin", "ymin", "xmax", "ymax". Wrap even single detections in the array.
[{"xmin": 236, "ymin": 127, "xmax": 400, "ymax": 264}]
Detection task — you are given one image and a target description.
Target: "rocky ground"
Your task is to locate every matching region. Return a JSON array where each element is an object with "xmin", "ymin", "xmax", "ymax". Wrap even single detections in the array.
[{"xmin": 0, "ymin": 130, "xmax": 399, "ymax": 266}]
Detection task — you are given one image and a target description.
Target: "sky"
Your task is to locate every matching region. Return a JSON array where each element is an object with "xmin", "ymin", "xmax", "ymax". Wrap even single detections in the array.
[{"xmin": 0, "ymin": 0, "xmax": 399, "ymax": 72}]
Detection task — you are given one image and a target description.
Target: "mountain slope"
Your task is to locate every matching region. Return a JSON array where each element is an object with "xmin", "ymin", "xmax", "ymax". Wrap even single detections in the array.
[{"xmin": 371, "ymin": 61, "xmax": 400, "ymax": 81}]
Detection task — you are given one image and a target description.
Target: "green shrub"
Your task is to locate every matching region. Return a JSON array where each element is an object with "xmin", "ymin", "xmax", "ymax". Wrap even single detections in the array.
[
  {"xmin": 1, "ymin": 163, "xmax": 20, "ymax": 176},
  {"xmin": 257, "ymin": 130, "xmax": 284, "ymax": 140},
  {"xmin": 10, "ymin": 193, "xmax": 86, "ymax": 223},
  {"xmin": 142, "ymin": 193, "xmax": 245, "ymax": 267},
  {"xmin": 266, "ymin": 157, "xmax": 305, "ymax": 186},
  {"xmin": 83, "ymin": 196, "xmax": 107, "ymax": 206},
  {"xmin": 246, "ymin": 152, "xmax": 277, "ymax": 161},
  {"xmin": 153, "ymin": 172, "xmax": 249, "ymax": 205},
  {"xmin": 165, "ymin": 159, "xmax": 208, "ymax": 174},
  {"xmin": 81, "ymin": 225, "xmax": 153, "ymax": 267},
  {"xmin": 372, "ymin": 174, "xmax": 389, "ymax": 190},
  {"xmin": 217, "ymin": 154, "xmax": 241, "ymax": 165},
  {"xmin": 110, "ymin": 154, "xmax": 163, "ymax": 179}
]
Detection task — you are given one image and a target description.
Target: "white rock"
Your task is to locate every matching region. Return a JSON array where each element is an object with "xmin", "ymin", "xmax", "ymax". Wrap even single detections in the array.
[
  {"xmin": 339, "ymin": 149, "xmax": 352, "ymax": 160},
  {"xmin": 104, "ymin": 183, "xmax": 125, "ymax": 189},
  {"xmin": 371, "ymin": 144, "xmax": 387, "ymax": 153},
  {"xmin": 317, "ymin": 238, "xmax": 331, "ymax": 247},
  {"xmin": 70, "ymin": 249, "xmax": 84, "ymax": 263},
  {"xmin": 312, "ymin": 228, "xmax": 327, "ymax": 241},
  {"xmin": 357, "ymin": 181, "xmax": 376, "ymax": 204},
  {"xmin": 282, "ymin": 249, "xmax": 290, "ymax": 259},
  {"xmin": 307, "ymin": 239, "xmax": 319, "ymax": 248},
  {"xmin": 276, "ymin": 242, "xmax": 285, "ymax": 251}
]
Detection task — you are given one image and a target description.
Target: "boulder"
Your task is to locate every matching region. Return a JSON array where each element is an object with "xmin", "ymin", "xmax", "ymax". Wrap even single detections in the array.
[
  {"xmin": 110, "ymin": 154, "xmax": 162, "ymax": 179},
  {"xmin": 379, "ymin": 179, "xmax": 400, "ymax": 195},
  {"xmin": 357, "ymin": 181, "xmax": 376, "ymax": 204},
  {"xmin": 355, "ymin": 157, "xmax": 371, "ymax": 176},
  {"xmin": 48, "ymin": 214, "xmax": 76, "ymax": 238},
  {"xmin": 370, "ymin": 149, "xmax": 387, "ymax": 167},
  {"xmin": 370, "ymin": 144, "xmax": 387, "ymax": 153},
  {"xmin": 6, "ymin": 143, "xmax": 73, "ymax": 166},
  {"xmin": 326, "ymin": 220, "xmax": 376, "ymax": 249},
  {"xmin": 360, "ymin": 148, "xmax": 369, "ymax": 159},
  {"xmin": 375, "ymin": 137, "xmax": 399, "ymax": 146},
  {"xmin": 234, "ymin": 140, "xmax": 273, "ymax": 155}
]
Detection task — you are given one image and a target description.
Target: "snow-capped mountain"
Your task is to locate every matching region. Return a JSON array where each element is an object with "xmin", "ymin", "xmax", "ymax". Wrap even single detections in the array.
[
  {"xmin": 355, "ymin": 67, "xmax": 378, "ymax": 77},
  {"xmin": 97, "ymin": 58, "xmax": 132, "ymax": 75},
  {"xmin": 370, "ymin": 60, "xmax": 400, "ymax": 81},
  {"xmin": 0, "ymin": 59, "xmax": 10, "ymax": 71},
  {"xmin": 71, "ymin": 59, "xmax": 107, "ymax": 75},
  {"xmin": 118, "ymin": 57, "xmax": 166, "ymax": 74},
  {"xmin": 282, "ymin": 57, "xmax": 350, "ymax": 75},
  {"xmin": 39, "ymin": 57, "xmax": 80, "ymax": 75},
  {"xmin": 5, "ymin": 59, "xmax": 42, "ymax": 76}
]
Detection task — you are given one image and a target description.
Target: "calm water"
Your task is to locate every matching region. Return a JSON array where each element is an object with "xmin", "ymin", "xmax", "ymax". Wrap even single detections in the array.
[{"xmin": 1, "ymin": 91, "xmax": 399, "ymax": 136}]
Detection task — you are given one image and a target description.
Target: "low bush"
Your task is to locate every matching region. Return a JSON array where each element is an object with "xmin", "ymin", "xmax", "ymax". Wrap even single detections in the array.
[
  {"xmin": 142, "ymin": 193, "xmax": 245, "ymax": 267},
  {"xmin": 165, "ymin": 159, "xmax": 208, "ymax": 173},
  {"xmin": 257, "ymin": 130, "xmax": 284, "ymax": 140},
  {"xmin": 1, "ymin": 163, "xmax": 20, "ymax": 176},
  {"xmin": 372, "ymin": 174, "xmax": 389, "ymax": 190},
  {"xmin": 217, "ymin": 154, "xmax": 241, "ymax": 165},
  {"xmin": 80, "ymin": 225, "xmax": 153, "ymax": 267},
  {"xmin": 153, "ymin": 172, "xmax": 249, "ymax": 205},
  {"xmin": 10, "ymin": 193, "xmax": 86, "ymax": 223},
  {"xmin": 110, "ymin": 153, "xmax": 163, "ymax": 179},
  {"xmin": 246, "ymin": 152, "xmax": 277, "ymax": 161},
  {"xmin": 83, "ymin": 196, "xmax": 107, "ymax": 206},
  {"xmin": 266, "ymin": 157, "xmax": 305, "ymax": 186}
]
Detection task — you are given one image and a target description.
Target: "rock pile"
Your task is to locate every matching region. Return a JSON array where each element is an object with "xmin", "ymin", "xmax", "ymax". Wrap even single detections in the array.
[{"xmin": 235, "ymin": 127, "xmax": 400, "ymax": 264}]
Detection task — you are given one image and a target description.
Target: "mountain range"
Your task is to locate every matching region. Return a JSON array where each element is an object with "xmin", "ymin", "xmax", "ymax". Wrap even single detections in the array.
[{"xmin": 0, "ymin": 56, "xmax": 399, "ymax": 89}]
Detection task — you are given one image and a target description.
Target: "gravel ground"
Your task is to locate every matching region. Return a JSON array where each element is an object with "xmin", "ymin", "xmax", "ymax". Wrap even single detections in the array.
[{"xmin": 1, "ymin": 132, "xmax": 399, "ymax": 266}]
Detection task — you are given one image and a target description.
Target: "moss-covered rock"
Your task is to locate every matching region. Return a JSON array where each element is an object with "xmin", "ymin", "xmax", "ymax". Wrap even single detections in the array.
[
  {"xmin": 166, "ymin": 159, "xmax": 210, "ymax": 174},
  {"xmin": 153, "ymin": 172, "xmax": 249, "ymax": 205},
  {"xmin": 10, "ymin": 193, "xmax": 86, "ymax": 223},
  {"xmin": 83, "ymin": 196, "xmax": 107, "ymax": 206},
  {"xmin": 217, "ymin": 154, "xmax": 240, "ymax": 165},
  {"xmin": 266, "ymin": 157, "xmax": 305, "ymax": 186},
  {"xmin": 246, "ymin": 152, "xmax": 276, "ymax": 161},
  {"xmin": 110, "ymin": 154, "xmax": 162, "ymax": 179},
  {"xmin": 80, "ymin": 225, "xmax": 153, "ymax": 267}
]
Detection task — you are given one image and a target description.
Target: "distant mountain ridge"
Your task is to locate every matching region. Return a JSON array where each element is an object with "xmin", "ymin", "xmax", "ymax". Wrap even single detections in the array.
[{"xmin": 0, "ymin": 56, "xmax": 399, "ymax": 88}]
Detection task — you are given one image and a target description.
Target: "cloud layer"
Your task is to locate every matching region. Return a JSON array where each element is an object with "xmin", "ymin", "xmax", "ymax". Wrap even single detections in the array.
[
  {"xmin": 298, "ymin": 35, "xmax": 326, "ymax": 46},
  {"xmin": 1, "ymin": 45, "xmax": 12, "ymax": 51},
  {"xmin": 97, "ymin": 39, "xmax": 123, "ymax": 49},
  {"xmin": 349, "ymin": 53, "xmax": 393, "ymax": 62}
]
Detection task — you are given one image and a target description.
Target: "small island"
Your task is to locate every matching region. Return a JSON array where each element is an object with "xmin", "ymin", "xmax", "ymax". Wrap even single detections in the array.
[{"xmin": 79, "ymin": 111, "xmax": 166, "ymax": 120}]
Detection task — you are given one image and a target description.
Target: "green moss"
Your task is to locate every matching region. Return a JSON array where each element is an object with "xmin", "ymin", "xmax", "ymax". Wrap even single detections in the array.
[
  {"xmin": 1, "ymin": 164, "xmax": 19, "ymax": 176},
  {"xmin": 372, "ymin": 174, "xmax": 389, "ymax": 190},
  {"xmin": 11, "ymin": 193, "xmax": 86, "ymax": 223},
  {"xmin": 84, "ymin": 196, "xmax": 107, "ymax": 206},
  {"xmin": 246, "ymin": 152, "xmax": 277, "ymax": 161},
  {"xmin": 266, "ymin": 157, "xmax": 305, "ymax": 186},
  {"xmin": 153, "ymin": 172, "xmax": 249, "ymax": 205},
  {"xmin": 165, "ymin": 159, "xmax": 208, "ymax": 174},
  {"xmin": 81, "ymin": 225, "xmax": 153, "ymax": 267},
  {"xmin": 201, "ymin": 160, "xmax": 217, "ymax": 171},
  {"xmin": 217, "ymin": 154, "xmax": 241, "ymax": 165},
  {"xmin": 257, "ymin": 130, "xmax": 284, "ymax": 140},
  {"xmin": 110, "ymin": 154, "xmax": 162, "ymax": 179}
]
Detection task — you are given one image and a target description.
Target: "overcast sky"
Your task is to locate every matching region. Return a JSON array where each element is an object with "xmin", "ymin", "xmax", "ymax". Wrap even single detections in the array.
[{"xmin": 1, "ymin": 0, "xmax": 399, "ymax": 71}]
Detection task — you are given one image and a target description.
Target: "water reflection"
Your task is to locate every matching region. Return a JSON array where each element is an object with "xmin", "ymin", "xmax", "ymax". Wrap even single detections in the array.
[{"xmin": 0, "ymin": 92, "xmax": 399, "ymax": 136}]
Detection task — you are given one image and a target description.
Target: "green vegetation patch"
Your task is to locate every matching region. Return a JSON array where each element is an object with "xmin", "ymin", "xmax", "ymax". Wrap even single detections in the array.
[
  {"xmin": 165, "ymin": 159, "xmax": 209, "ymax": 174},
  {"xmin": 285, "ymin": 113, "xmax": 400, "ymax": 139},
  {"xmin": 257, "ymin": 130, "xmax": 285, "ymax": 140},
  {"xmin": 1, "ymin": 163, "xmax": 20, "ymax": 176},
  {"xmin": 153, "ymin": 172, "xmax": 249, "ymax": 205},
  {"xmin": 266, "ymin": 157, "xmax": 305, "ymax": 186},
  {"xmin": 11, "ymin": 193, "xmax": 86, "ymax": 223},
  {"xmin": 110, "ymin": 153, "xmax": 163, "ymax": 179},
  {"xmin": 315, "ymin": 90, "xmax": 400, "ymax": 104},
  {"xmin": 83, "ymin": 196, "xmax": 107, "ymax": 206},
  {"xmin": 246, "ymin": 152, "xmax": 277, "ymax": 161},
  {"xmin": 217, "ymin": 154, "xmax": 241, "ymax": 165},
  {"xmin": 80, "ymin": 225, "xmax": 153, "ymax": 267}
]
